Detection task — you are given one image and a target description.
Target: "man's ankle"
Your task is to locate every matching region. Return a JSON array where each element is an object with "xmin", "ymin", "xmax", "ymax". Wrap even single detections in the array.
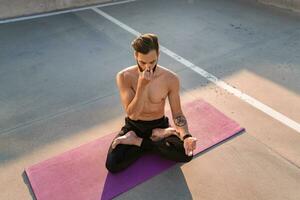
[{"xmin": 135, "ymin": 137, "xmax": 143, "ymax": 147}]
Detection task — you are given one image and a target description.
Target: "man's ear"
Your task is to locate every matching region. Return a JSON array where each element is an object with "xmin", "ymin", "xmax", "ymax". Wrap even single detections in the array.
[{"xmin": 134, "ymin": 51, "xmax": 138, "ymax": 59}]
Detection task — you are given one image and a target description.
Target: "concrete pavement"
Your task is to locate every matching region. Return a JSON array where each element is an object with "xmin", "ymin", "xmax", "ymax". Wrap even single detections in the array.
[{"xmin": 0, "ymin": 0, "xmax": 299, "ymax": 199}]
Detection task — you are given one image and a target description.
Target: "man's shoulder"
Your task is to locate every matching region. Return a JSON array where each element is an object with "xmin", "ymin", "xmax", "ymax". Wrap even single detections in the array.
[
  {"xmin": 157, "ymin": 66, "xmax": 180, "ymax": 93},
  {"xmin": 117, "ymin": 65, "xmax": 136, "ymax": 78},
  {"xmin": 159, "ymin": 66, "xmax": 179, "ymax": 81}
]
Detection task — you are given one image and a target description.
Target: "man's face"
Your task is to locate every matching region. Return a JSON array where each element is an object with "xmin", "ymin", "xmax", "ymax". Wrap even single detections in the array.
[{"xmin": 135, "ymin": 50, "xmax": 159, "ymax": 73}]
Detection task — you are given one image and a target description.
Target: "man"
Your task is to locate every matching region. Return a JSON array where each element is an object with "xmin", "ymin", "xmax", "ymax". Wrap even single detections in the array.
[{"xmin": 105, "ymin": 33, "xmax": 197, "ymax": 173}]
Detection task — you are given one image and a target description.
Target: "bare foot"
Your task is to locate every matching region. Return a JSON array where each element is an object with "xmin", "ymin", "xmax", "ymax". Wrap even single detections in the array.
[
  {"xmin": 150, "ymin": 127, "xmax": 179, "ymax": 142},
  {"xmin": 112, "ymin": 131, "xmax": 141, "ymax": 149}
]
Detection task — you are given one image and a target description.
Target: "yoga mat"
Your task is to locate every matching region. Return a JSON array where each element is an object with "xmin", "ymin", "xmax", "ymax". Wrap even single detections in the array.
[{"xmin": 25, "ymin": 99, "xmax": 244, "ymax": 200}]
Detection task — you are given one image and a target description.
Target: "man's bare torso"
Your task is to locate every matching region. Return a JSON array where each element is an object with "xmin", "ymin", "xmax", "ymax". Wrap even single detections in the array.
[{"xmin": 120, "ymin": 65, "xmax": 175, "ymax": 121}]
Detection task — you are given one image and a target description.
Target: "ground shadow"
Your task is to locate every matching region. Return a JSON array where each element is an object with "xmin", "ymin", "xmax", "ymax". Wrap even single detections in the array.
[
  {"xmin": 22, "ymin": 171, "xmax": 37, "ymax": 200},
  {"xmin": 100, "ymin": 129, "xmax": 245, "ymax": 200}
]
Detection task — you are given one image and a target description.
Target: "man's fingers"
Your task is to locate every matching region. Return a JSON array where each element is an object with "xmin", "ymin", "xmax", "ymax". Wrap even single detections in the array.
[
  {"xmin": 143, "ymin": 71, "xmax": 148, "ymax": 79},
  {"xmin": 187, "ymin": 146, "xmax": 192, "ymax": 156},
  {"xmin": 186, "ymin": 145, "xmax": 193, "ymax": 156},
  {"xmin": 145, "ymin": 71, "xmax": 151, "ymax": 80},
  {"xmin": 184, "ymin": 144, "xmax": 189, "ymax": 156},
  {"xmin": 183, "ymin": 143, "xmax": 187, "ymax": 154},
  {"xmin": 146, "ymin": 67, "xmax": 150, "ymax": 74},
  {"xmin": 148, "ymin": 71, "xmax": 153, "ymax": 80},
  {"xmin": 191, "ymin": 140, "xmax": 196, "ymax": 149},
  {"xmin": 185, "ymin": 147, "xmax": 188, "ymax": 156},
  {"xmin": 184, "ymin": 141, "xmax": 195, "ymax": 156},
  {"xmin": 150, "ymin": 68, "xmax": 154, "ymax": 77},
  {"xmin": 141, "ymin": 67, "xmax": 154, "ymax": 81},
  {"xmin": 147, "ymin": 67, "xmax": 154, "ymax": 79},
  {"xmin": 194, "ymin": 138, "xmax": 198, "ymax": 148}
]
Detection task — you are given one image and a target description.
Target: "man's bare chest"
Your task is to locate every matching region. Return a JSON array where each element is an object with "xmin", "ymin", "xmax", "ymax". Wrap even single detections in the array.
[{"xmin": 130, "ymin": 77, "xmax": 169, "ymax": 104}]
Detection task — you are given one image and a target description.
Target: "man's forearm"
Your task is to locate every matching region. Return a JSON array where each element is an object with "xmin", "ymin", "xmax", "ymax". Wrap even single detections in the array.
[
  {"xmin": 173, "ymin": 114, "xmax": 190, "ymax": 140},
  {"xmin": 127, "ymin": 82, "xmax": 148, "ymax": 119}
]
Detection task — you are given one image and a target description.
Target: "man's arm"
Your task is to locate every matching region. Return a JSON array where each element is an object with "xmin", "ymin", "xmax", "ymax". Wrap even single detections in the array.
[
  {"xmin": 116, "ymin": 71, "xmax": 148, "ymax": 120},
  {"xmin": 167, "ymin": 74, "xmax": 191, "ymax": 140}
]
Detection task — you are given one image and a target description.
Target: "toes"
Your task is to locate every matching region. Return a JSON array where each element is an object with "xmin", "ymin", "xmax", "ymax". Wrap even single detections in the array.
[
  {"xmin": 111, "ymin": 140, "xmax": 117, "ymax": 149},
  {"xmin": 112, "ymin": 137, "xmax": 121, "ymax": 149},
  {"xmin": 111, "ymin": 142, "xmax": 116, "ymax": 149}
]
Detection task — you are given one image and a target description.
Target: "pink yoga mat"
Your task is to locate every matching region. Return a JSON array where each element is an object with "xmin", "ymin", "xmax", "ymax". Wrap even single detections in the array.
[{"xmin": 25, "ymin": 99, "xmax": 244, "ymax": 200}]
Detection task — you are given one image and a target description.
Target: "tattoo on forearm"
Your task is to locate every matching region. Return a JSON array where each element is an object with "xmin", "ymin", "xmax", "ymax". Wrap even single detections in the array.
[{"xmin": 174, "ymin": 115, "xmax": 187, "ymax": 127}]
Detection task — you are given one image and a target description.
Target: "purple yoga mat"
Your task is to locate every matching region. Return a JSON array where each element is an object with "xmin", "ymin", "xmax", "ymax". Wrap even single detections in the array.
[{"xmin": 25, "ymin": 99, "xmax": 244, "ymax": 200}]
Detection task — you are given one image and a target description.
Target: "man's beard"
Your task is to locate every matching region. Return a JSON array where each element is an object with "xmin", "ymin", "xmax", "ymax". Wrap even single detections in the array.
[{"xmin": 136, "ymin": 60, "xmax": 157, "ymax": 73}]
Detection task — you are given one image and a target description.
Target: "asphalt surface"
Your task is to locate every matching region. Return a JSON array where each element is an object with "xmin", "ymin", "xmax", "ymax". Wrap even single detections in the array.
[{"xmin": 0, "ymin": 0, "xmax": 299, "ymax": 199}]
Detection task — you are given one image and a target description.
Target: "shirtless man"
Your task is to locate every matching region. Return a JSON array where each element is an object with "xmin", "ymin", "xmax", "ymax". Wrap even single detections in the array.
[{"xmin": 105, "ymin": 33, "xmax": 197, "ymax": 173}]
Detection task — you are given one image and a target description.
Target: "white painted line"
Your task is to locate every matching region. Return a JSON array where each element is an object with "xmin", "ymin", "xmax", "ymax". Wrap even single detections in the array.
[
  {"xmin": 92, "ymin": 8, "xmax": 300, "ymax": 133},
  {"xmin": 0, "ymin": 0, "xmax": 137, "ymax": 24}
]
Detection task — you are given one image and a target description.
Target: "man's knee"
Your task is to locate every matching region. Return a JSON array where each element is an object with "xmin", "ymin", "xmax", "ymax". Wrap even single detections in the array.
[
  {"xmin": 183, "ymin": 154, "xmax": 193, "ymax": 162},
  {"xmin": 105, "ymin": 155, "xmax": 123, "ymax": 174}
]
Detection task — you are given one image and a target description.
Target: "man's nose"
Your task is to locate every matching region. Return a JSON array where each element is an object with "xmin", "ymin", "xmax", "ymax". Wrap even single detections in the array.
[{"xmin": 146, "ymin": 64, "xmax": 152, "ymax": 69}]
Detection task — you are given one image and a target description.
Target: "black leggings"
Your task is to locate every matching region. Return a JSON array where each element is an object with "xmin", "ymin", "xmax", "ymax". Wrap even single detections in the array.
[{"xmin": 105, "ymin": 116, "xmax": 193, "ymax": 173}]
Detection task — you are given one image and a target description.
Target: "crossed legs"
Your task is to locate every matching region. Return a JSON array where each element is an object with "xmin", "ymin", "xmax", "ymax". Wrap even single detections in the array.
[{"xmin": 105, "ymin": 128, "xmax": 193, "ymax": 173}]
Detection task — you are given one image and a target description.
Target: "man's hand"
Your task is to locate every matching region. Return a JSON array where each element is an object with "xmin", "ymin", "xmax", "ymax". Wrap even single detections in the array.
[
  {"xmin": 183, "ymin": 136, "xmax": 197, "ymax": 156},
  {"xmin": 150, "ymin": 127, "xmax": 179, "ymax": 142},
  {"xmin": 138, "ymin": 67, "xmax": 154, "ymax": 86}
]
